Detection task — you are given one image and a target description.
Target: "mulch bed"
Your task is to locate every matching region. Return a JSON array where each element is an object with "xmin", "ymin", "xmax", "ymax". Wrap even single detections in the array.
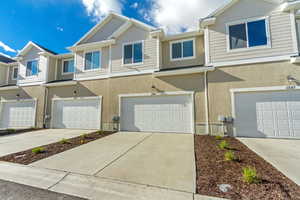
[
  {"xmin": 195, "ymin": 135, "xmax": 300, "ymax": 200},
  {"xmin": 0, "ymin": 128, "xmax": 42, "ymax": 136},
  {"xmin": 0, "ymin": 131, "xmax": 114, "ymax": 165}
]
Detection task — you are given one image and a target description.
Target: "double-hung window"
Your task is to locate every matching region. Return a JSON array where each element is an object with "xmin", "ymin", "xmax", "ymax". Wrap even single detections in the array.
[
  {"xmin": 171, "ymin": 39, "xmax": 195, "ymax": 61},
  {"xmin": 85, "ymin": 51, "xmax": 101, "ymax": 71},
  {"xmin": 228, "ymin": 17, "xmax": 270, "ymax": 50},
  {"xmin": 62, "ymin": 59, "xmax": 74, "ymax": 74},
  {"xmin": 123, "ymin": 42, "xmax": 143, "ymax": 65},
  {"xmin": 12, "ymin": 67, "xmax": 18, "ymax": 80},
  {"xmin": 26, "ymin": 60, "xmax": 38, "ymax": 76}
]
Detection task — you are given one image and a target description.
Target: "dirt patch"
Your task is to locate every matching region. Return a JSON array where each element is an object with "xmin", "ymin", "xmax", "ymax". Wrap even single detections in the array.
[
  {"xmin": 0, "ymin": 128, "xmax": 42, "ymax": 137},
  {"xmin": 0, "ymin": 131, "xmax": 114, "ymax": 165},
  {"xmin": 195, "ymin": 135, "xmax": 300, "ymax": 200}
]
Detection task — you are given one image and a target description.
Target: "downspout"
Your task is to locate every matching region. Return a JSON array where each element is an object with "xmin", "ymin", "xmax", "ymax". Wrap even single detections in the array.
[
  {"xmin": 204, "ymin": 71, "xmax": 210, "ymax": 135},
  {"xmin": 43, "ymin": 86, "xmax": 48, "ymax": 128}
]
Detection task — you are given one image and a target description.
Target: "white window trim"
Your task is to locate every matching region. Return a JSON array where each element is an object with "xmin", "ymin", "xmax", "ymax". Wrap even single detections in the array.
[
  {"xmin": 11, "ymin": 66, "xmax": 18, "ymax": 80},
  {"xmin": 26, "ymin": 59, "xmax": 39, "ymax": 77},
  {"xmin": 83, "ymin": 50, "xmax": 102, "ymax": 72},
  {"xmin": 226, "ymin": 16, "xmax": 271, "ymax": 52},
  {"xmin": 122, "ymin": 40, "xmax": 144, "ymax": 67},
  {"xmin": 170, "ymin": 38, "xmax": 196, "ymax": 61},
  {"xmin": 62, "ymin": 58, "xmax": 75, "ymax": 75}
]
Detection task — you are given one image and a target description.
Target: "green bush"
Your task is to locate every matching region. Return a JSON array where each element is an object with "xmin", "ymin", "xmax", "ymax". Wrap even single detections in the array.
[
  {"xmin": 6, "ymin": 129, "xmax": 16, "ymax": 133},
  {"xmin": 219, "ymin": 140, "xmax": 229, "ymax": 149},
  {"xmin": 242, "ymin": 166, "xmax": 260, "ymax": 184},
  {"xmin": 96, "ymin": 130, "xmax": 104, "ymax": 135},
  {"xmin": 60, "ymin": 138, "xmax": 70, "ymax": 144},
  {"xmin": 224, "ymin": 151, "xmax": 236, "ymax": 161},
  {"xmin": 81, "ymin": 134, "xmax": 88, "ymax": 139},
  {"xmin": 32, "ymin": 147, "xmax": 45, "ymax": 154},
  {"xmin": 215, "ymin": 135, "xmax": 223, "ymax": 140}
]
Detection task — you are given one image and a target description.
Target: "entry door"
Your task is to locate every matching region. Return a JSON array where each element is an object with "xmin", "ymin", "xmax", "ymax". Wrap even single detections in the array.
[
  {"xmin": 0, "ymin": 100, "xmax": 36, "ymax": 129},
  {"xmin": 234, "ymin": 90, "xmax": 300, "ymax": 139},
  {"xmin": 52, "ymin": 97, "xmax": 101, "ymax": 129},
  {"xmin": 120, "ymin": 94, "xmax": 194, "ymax": 133}
]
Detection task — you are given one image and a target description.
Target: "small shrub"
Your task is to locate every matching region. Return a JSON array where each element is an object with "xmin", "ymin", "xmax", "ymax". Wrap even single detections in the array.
[
  {"xmin": 224, "ymin": 151, "xmax": 236, "ymax": 161},
  {"xmin": 215, "ymin": 135, "xmax": 223, "ymax": 140},
  {"xmin": 219, "ymin": 140, "xmax": 229, "ymax": 149},
  {"xmin": 80, "ymin": 140, "xmax": 85, "ymax": 144},
  {"xmin": 32, "ymin": 147, "xmax": 45, "ymax": 154},
  {"xmin": 6, "ymin": 128, "xmax": 16, "ymax": 133},
  {"xmin": 81, "ymin": 134, "xmax": 88, "ymax": 139},
  {"xmin": 60, "ymin": 138, "xmax": 70, "ymax": 144},
  {"xmin": 96, "ymin": 130, "xmax": 104, "ymax": 135},
  {"xmin": 242, "ymin": 166, "xmax": 260, "ymax": 184}
]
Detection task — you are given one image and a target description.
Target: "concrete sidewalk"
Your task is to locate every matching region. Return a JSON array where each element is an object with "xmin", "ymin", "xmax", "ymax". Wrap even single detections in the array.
[
  {"xmin": 0, "ymin": 161, "xmax": 224, "ymax": 200},
  {"xmin": 0, "ymin": 129, "xmax": 94, "ymax": 157}
]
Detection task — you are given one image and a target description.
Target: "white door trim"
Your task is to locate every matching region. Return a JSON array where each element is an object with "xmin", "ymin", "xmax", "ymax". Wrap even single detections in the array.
[
  {"xmin": 0, "ymin": 98, "xmax": 38, "ymax": 128},
  {"xmin": 118, "ymin": 91, "xmax": 195, "ymax": 134},
  {"xmin": 50, "ymin": 96, "xmax": 102, "ymax": 129},
  {"xmin": 230, "ymin": 85, "xmax": 300, "ymax": 137}
]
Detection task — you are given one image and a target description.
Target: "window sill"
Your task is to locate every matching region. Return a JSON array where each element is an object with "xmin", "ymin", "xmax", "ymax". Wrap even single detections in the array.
[
  {"xmin": 82, "ymin": 68, "xmax": 102, "ymax": 72},
  {"xmin": 122, "ymin": 62, "xmax": 144, "ymax": 67},
  {"xmin": 62, "ymin": 72, "xmax": 74, "ymax": 75},
  {"xmin": 227, "ymin": 44, "xmax": 271, "ymax": 53},
  {"xmin": 170, "ymin": 56, "xmax": 196, "ymax": 62}
]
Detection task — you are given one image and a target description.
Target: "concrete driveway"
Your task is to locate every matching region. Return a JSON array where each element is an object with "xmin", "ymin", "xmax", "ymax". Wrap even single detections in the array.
[
  {"xmin": 238, "ymin": 138, "xmax": 300, "ymax": 185},
  {"xmin": 0, "ymin": 129, "xmax": 94, "ymax": 157},
  {"xmin": 31, "ymin": 132, "xmax": 195, "ymax": 193}
]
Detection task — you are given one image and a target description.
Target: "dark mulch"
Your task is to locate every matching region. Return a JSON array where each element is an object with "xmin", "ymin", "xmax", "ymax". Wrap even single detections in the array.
[
  {"xmin": 0, "ymin": 131, "xmax": 114, "ymax": 165},
  {"xmin": 195, "ymin": 135, "xmax": 300, "ymax": 200},
  {"xmin": 0, "ymin": 128, "xmax": 42, "ymax": 136}
]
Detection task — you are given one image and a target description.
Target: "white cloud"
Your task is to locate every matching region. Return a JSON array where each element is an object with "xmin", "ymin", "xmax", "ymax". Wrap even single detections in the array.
[
  {"xmin": 0, "ymin": 41, "xmax": 16, "ymax": 53},
  {"xmin": 57, "ymin": 26, "xmax": 64, "ymax": 32},
  {"xmin": 0, "ymin": 52, "xmax": 12, "ymax": 58},
  {"xmin": 81, "ymin": 0, "xmax": 122, "ymax": 21},
  {"xmin": 149, "ymin": 0, "xmax": 227, "ymax": 33},
  {"xmin": 131, "ymin": 2, "xmax": 139, "ymax": 9}
]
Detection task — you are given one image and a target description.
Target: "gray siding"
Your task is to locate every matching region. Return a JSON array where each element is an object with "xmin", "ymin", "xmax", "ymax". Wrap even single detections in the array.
[
  {"xmin": 80, "ymin": 18, "xmax": 126, "ymax": 45},
  {"xmin": 208, "ymin": 0, "xmax": 296, "ymax": 64},
  {"xmin": 161, "ymin": 35, "xmax": 205, "ymax": 70},
  {"xmin": 111, "ymin": 25, "xmax": 157, "ymax": 73}
]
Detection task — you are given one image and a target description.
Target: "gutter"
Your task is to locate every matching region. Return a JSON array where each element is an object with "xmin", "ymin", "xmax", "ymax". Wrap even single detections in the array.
[{"xmin": 153, "ymin": 66, "xmax": 215, "ymax": 77}]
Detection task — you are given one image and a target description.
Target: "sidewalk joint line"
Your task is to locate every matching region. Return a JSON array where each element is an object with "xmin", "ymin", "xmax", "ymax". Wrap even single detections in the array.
[{"xmin": 47, "ymin": 172, "xmax": 70, "ymax": 190}]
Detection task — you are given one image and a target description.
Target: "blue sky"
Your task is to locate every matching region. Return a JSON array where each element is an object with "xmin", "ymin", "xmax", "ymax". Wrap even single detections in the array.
[{"xmin": 0, "ymin": 0, "xmax": 225, "ymax": 58}]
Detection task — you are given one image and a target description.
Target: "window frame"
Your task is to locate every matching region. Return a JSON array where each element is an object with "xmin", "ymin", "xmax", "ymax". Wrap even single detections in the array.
[
  {"xmin": 62, "ymin": 58, "xmax": 75, "ymax": 75},
  {"xmin": 11, "ymin": 66, "xmax": 18, "ymax": 80},
  {"xmin": 26, "ymin": 59, "xmax": 39, "ymax": 77},
  {"xmin": 83, "ymin": 50, "xmax": 101, "ymax": 72},
  {"xmin": 122, "ymin": 41, "xmax": 144, "ymax": 66},
  {"xmin": 170, "ymin": 38, "xmax": 196, "ymax": 61},
  {"xmin": 226, "ymin": 16, "xmax": 271, "ymax": 52}
]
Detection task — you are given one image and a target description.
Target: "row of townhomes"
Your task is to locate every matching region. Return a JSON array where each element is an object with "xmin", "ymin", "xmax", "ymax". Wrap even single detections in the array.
[{"xmin": 1, "ymin": 0, "xmax": 300, "ymax": 139}]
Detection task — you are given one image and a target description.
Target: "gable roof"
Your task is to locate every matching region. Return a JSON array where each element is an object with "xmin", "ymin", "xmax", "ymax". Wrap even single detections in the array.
[
  {"xmin": 73, "ymin": 12, "xmax": 157, "ymax": 46},
  {"xmin": 0, "ymin": 53, "xmax": 16, "ymax": 64},
  {"xmin": 17, "ymin": 41, "xmax": 57, "ymax": 57},
  {"xmin": 206, "ymin": 0, "xmax": 285, "ymax": 18}
]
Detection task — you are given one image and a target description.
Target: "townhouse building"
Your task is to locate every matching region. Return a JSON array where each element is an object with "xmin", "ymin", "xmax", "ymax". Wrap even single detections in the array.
[{"xmin": 0, "ymin": 0, "xmax": 299, "ymax": 139}]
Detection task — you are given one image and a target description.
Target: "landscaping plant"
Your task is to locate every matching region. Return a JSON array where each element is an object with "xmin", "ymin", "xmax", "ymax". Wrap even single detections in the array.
[
  {"xmin": 215, "ymin": 135, "xmax": 223, "ymax": 140},
  {"xmin": 218, "ymin": 140, "xmax": 229, "ymax": 149},
  {"xmin": 60, "ymin": 138, "xmax": 71, "ymax": 144},
  {"xmin": 97, "ymin": 130, "xmax": 104, "ymax": 135},
  {"xmin": 31, "ymin": 147, "xmax": 45, "ymax": 154},
  {"xmin": 224, "ymin": 151, "xmax": 236, "ymax": 161},
  {"xmin": 242, "ymin": 166, "xmax": 260, "ymax": 184},
  {"xmin": 80, "ymin": 134, "xmax": 88, "ymax": 139}
]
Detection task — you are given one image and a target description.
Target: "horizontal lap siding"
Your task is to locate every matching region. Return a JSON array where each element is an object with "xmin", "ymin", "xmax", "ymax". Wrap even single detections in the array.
[{"xmin": 209, "ymin": 5, "xmax": 295, "ymax": 63}]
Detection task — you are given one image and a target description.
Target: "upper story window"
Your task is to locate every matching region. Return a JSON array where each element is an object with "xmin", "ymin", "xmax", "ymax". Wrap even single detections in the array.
[
  {"xmin": 170, "ymin": 39, "xmax": 195, "ymax": 61},
  {"xmin": 123, "ymin": 42, "xmax": 143, "ymax": 65},
  {"xmin": 26, "ymin": 60, "xmax": 38, "ymax": 77},
  {"xmin": 12, "ymin": 67, "xmax": 18, "ymax": 80},
  {"xmin": 227, "ymin": 17, "xmax": 270, "ymax": 50},
  {"xmin": 85, "ymin": 51, "xmax": 101, "ymax": 71},
  {"xmin": 62, "ymin": 59, "xmax": 74, "ymax": 74}
]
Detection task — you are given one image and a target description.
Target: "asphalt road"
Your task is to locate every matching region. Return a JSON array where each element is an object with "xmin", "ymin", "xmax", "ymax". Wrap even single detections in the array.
[{"xmin": 0, "ymin": 179, "xmax": 86, "ymax": 200}]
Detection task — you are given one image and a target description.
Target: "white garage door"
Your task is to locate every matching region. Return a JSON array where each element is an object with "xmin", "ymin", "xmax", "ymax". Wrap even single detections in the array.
[
  {"xmin": 52, "ymin": 97, "xmax": 101, "ymax": 129},
  {"xmin": 234, "ymin": 90, "xmax": 300, "ymax": 139},
  {"xmin": 0, "ymin": 100, "xmax": 36, "ymax": 129},
  {"xmin": 120, "ymin": 94, "xmax": 194, "ymax": 133}
]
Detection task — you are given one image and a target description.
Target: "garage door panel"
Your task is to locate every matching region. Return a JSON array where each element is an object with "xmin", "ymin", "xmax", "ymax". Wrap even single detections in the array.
[
  {"xmin": 52, "ymin": 98, "xmax": 101, "ymax": 130},
  {"xmin": 234, "ymin": 90, "xmax": 300, "ymax": 139},
  {"xmin": 0, "ymin": 101, "xmax": 36, "ymax": 129},
  {"xmin": 121, "ymin": 95, "xmax": 193, "ymax": 134}
]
